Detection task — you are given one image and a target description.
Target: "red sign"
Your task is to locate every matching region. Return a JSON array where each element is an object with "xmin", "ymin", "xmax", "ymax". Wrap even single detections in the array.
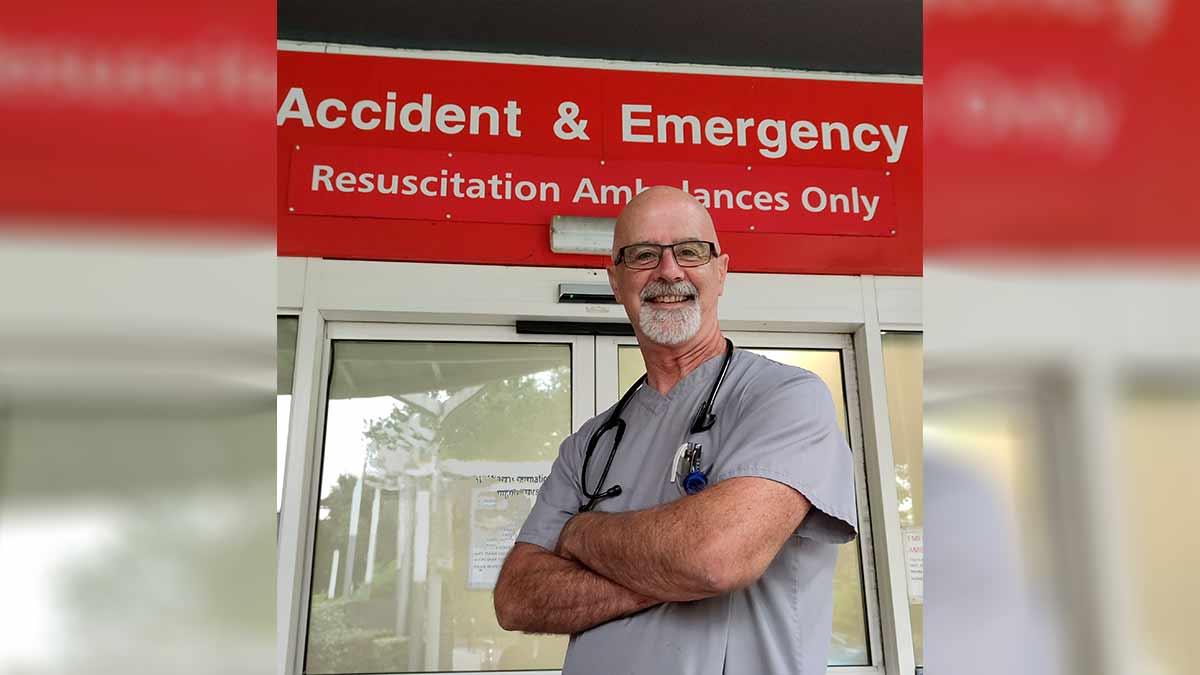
[
  {"xmin": 288, "ymin": 146, "xmax": 897, "ymax": 236},
  {"xmin": 925, "ymin": 0, "xmax": 1200, "ymax": 254},
  {"xmin": 278, "ymin": 51, "xmax": 922, "ymax": 275},
  {"xmin": 2, "ymin": 5, "xmax": 274, "ymax": 232}
]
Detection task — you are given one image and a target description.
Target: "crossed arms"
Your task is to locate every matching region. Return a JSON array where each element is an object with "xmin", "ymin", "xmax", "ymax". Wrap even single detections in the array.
[{"xmin": 493, "ymin": 476, "xmax": 812, "ymax": 634}]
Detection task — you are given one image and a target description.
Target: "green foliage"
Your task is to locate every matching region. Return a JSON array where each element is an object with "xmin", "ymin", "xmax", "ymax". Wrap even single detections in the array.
[
  {"xmin": 438, "ymin": 367, "xmax": 570, "ymax": 461},
  {"xmin": 307, "ymin": 364, "xmax": 574, "ymax": 671},
  {"xmin": 307, "ymin": 593, "xmax": 407, "ymax": 674},
  {"xmin": 358, "ymin": 366, "xmax": 570, "ymax": 468}
]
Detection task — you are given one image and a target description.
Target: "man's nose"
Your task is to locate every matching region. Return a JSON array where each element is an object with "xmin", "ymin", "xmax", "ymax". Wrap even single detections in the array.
[{"xmin": 655, "ymin": 248, "xmax": 686, "ymax": 280}]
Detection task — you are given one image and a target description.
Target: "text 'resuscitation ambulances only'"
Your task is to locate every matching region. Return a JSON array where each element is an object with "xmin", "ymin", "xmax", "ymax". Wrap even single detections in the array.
[{"xmin": 307, "ymin": 166, "xmax": 883, "ymax": 222}]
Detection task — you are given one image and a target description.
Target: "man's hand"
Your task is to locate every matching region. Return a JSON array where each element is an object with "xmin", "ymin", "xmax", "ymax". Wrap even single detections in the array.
[
  {"xmin": 553, "ymin": 527, "xmax": 582, "ymax": 563},
  {"xmin": 556, "ymin": 476, "xmax": 811, "ymax": 602},
  {"xmin": 493, "ymin": 542, "xmax": 659, "ymax": 635}
]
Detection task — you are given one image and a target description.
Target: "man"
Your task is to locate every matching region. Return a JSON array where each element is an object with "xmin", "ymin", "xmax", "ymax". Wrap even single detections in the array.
[{"xmin": 494, "ymin": 186, "xmax": 857, "ymax": 675}]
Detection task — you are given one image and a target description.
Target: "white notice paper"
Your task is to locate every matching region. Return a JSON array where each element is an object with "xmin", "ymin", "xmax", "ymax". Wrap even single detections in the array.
[
  {"xmin": 902, "ymin": 527, "xmax": 923, "ymax": 604},
  {"xmin": 467, "ymin": 488, "xmax": 522, "ymax": 590}
]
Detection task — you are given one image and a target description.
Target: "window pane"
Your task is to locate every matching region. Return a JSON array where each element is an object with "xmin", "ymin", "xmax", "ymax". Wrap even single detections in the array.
[
  {"xmin": 616, "ymin": 345, "xmax": 870, "ymax": 666},
  {"xmin": 279, "ymin": 316, "xmax": 299, "ymax": 513},
  {"xmin": 306, "ymin": 340, "xmax": 571, "ymax": 673},
  {"xmin": 923, "ymin": 370, "xmax": 1053, "ymax": 674},
  {"xmin": 881, "ymin": 332, "xmax": 922, "ymax": 665},
  {"xmin": 1120, "ymin": 380, "xmax": 1200, "ymax": 675}
]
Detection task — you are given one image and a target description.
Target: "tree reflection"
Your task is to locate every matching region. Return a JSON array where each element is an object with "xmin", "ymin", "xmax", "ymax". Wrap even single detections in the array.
[{"xmin": 306, "ymin": 365, "xmax": 570, "ymax": 673}]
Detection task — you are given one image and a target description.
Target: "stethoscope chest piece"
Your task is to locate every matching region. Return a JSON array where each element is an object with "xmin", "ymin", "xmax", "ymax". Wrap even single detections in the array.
[
  {"xmin": 682, "ymin": 469, "xmax": 709, "ymax": 495},
  {"xmin": 671, "ymin": 441, "xmax": 711, "ymax": 495}
]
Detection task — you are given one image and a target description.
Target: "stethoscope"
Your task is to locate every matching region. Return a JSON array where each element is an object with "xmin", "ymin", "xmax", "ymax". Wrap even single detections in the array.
[{"xmin": 580, "ymin": 338, "xmax": 735, "ymax": 512}]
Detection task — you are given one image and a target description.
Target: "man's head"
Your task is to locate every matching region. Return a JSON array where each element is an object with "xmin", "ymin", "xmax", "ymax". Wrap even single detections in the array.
[{"xmin": 607, "ymin": 186, "xmax": 729, "ymax": 348}]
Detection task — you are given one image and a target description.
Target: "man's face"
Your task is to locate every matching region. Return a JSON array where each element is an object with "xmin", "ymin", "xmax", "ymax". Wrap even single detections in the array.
[{"xmin": 607, "ymin": 192, "xmax": 728, "ymax": 347}]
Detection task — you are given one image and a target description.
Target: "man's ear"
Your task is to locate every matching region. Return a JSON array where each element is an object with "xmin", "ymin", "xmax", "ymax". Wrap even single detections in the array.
[
  {"xmin": 716, "ymin": 253, "xmax": 729, "ymax": 296},
  {"xmin": 606, "ymin": 264, "xmax": 618, "ymax": 296}
]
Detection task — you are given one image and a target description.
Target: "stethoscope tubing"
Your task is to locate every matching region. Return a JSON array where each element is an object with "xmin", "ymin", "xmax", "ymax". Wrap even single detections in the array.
[{"xmin": 580, "ymin": 338, "xmax": 734, "ymax": 511}]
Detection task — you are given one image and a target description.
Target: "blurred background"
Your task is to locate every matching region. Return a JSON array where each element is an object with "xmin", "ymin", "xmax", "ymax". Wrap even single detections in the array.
[
  {"xmin": 0, "ymin": 2, "xmax": 276, "ymax": 675},
  {"xmin": 925, "ymin": 2, "xmax": 1200, "ymax": 675},
  {"xmin": 4, "ymin": 2, "xmax": 1198, "ymax": 675}
]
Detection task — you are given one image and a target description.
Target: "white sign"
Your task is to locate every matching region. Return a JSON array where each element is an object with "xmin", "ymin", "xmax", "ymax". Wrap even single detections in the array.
[
  {"xmin": 466, "ymin": 487, "xmax": 529, "ymax": 590},
  {"xmin": 902, "ymin": 527, "xmax": 923, "ymax": 604}
]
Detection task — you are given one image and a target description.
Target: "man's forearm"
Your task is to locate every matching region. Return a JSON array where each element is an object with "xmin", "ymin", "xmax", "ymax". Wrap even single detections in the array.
[
  {"xmin": 558, "ymin": 497, "xmax": 719, "ymax": 602},
  {"xmin": 494, "ymin": 543, "xmax": 658, "ymax": 635},
  {"xmin": 558, "ymin": 478, "xmax": 809, "ymax": 602}
]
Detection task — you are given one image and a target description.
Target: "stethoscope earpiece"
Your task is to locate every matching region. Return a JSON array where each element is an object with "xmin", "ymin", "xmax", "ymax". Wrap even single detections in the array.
[{"xmin": 691, "ymin": 410, "xmax": 717, "ymax": 434}]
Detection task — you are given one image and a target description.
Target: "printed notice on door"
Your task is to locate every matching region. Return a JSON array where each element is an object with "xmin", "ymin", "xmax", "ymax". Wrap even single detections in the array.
[
  {"xmin": 467, "ymin": 488, "xmax": 520, "ymax": 590},
  {"xmin": 465, "ymin": 473, "xmax": 546, "ymax": 590},
  {"xmin": 902, "ymin": 527, "xmax": 923, "ymax": 604}
]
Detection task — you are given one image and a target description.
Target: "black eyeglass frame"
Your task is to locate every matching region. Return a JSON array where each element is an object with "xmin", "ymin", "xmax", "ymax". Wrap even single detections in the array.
[{"xmin": 612, "ymin": 240, "xmax": 720, "ymax": 269}]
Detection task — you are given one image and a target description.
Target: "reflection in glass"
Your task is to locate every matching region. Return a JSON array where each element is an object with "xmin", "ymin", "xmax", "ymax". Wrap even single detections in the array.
[
  {"xmin": 279, "ymin": 316, "xmax": 299, "ymax": 514},
  {"xmin": 1120, "ymin": 381, "xmax": 1200, "ymax": 675},
  {"xmin": 881, "ymin": 332, "xmax": 923, "ymax": 664},
  {"xmin": 923, "ymin": 367, "xmax": 1061, "ymax": 675},
  {"xmin": 306, "ymin": 341, "xmax": 571, "ymax": 673},
  {"xmin": 617, "ymin": 345, "xmax": 870, "ymax": 666}
]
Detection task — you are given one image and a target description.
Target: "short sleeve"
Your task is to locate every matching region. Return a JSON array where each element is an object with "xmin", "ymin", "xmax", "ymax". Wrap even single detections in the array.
[
  {"xmin": 715, "ymin": 368, "xmax": 858, "ymax": 543},
  {"xmin": 514, "ymin": 429, "xmax": 585, "ymax": 551}
]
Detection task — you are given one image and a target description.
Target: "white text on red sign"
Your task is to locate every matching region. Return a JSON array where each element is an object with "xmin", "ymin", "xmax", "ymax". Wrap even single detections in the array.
[{"xmin": 277, "ymin": 88, "xmax": 910, "ymax": 163}]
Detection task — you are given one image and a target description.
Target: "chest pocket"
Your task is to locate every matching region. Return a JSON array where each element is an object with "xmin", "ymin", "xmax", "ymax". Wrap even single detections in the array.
[{"xmin": 676, "ymin": 429, "xmax": 722, "ymax": 496}]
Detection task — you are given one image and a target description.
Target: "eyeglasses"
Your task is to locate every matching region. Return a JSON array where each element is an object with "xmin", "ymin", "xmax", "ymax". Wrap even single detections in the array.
[{"xmin": 613, "ymin": 240, "xmax": 719, "ymax": 270}]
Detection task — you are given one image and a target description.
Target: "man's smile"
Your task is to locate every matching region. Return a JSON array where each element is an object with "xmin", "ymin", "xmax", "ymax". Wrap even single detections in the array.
[
  {"xmin": 646, "ymin": 294, "xmax": 695, "ymax": 305},
  {"xmin": 640, "ymin": 279, "xmax": 699, "ymax": 309}
]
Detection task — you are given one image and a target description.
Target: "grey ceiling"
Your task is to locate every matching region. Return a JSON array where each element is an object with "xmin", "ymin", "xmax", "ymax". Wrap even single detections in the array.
[{"xmin": 279, "ymin": 0, "xmax": 922, "ymax": 76}]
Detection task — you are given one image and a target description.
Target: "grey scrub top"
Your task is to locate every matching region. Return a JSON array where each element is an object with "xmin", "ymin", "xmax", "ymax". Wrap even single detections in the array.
[{"xmin": 514, "ymin": 348, "xmax": 859, "ymax": 675}]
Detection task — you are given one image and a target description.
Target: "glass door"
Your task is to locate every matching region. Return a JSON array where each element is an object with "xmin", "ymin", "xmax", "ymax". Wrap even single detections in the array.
[
  {"xmin": 300, "ymin": 323, "xmax": 593, "ymax": 674},
  {"xmin": 298, "ymin": 323, "xmax": 881, "ymax": 674}
]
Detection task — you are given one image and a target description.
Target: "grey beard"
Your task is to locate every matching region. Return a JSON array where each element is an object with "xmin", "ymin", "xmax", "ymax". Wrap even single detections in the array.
[{"xmin": 638, "ymin": 280, "xmax": 701, "ymax": 346}]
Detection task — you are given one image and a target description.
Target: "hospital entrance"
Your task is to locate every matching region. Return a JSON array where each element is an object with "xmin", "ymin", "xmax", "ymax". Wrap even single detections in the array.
[{"xmin": 279, "ymin": 263, "xmax": 922, "ymax": 675}]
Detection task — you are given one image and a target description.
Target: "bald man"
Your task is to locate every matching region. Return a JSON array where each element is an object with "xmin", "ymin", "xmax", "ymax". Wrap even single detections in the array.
[{"xmin": 494, "ymin": 187, "xmax": 858, "ymax": 675}]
